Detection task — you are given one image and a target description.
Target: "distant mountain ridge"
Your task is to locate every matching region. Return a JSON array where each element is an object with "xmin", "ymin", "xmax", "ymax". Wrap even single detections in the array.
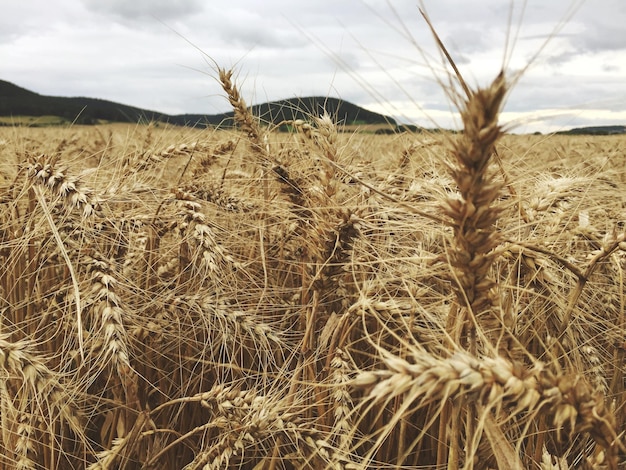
[
  {"xmin": 1, "ymin": 80, "xmax": 624, "ymax": 135},
  {"xmin": 556, "ymin": 125, "xmax": 626, "ymax": 136},
  {"xmin": 0, "ymin": 79, "xmax": 395, "ymax": 128},
  {"xmin": 0, "ymin": 79, "xmax": 169, "ymax": 125}
]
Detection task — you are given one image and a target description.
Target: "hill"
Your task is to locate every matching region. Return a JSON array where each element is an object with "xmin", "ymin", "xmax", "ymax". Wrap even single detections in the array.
[
  {"xmin": 556, "ymin": 125, "xmax": 626, "ymax": 135},
  {"xmin": 4, "ymin": 80, "xmax": 622, "ymax": 134},
  {"xmin": 175, "ymin": 96, "xmax": 396, "ymax": 128},
  {"xmin": 0, "ymin": 79, "xmax": 395, "ymax": 128},
  {"xmin": 0, "ymin": 80, "xmax": 169, "ymax": 125}
]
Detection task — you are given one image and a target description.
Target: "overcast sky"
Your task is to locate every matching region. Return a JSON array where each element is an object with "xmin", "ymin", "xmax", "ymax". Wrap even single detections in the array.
[{"xmin": 1, "ymin": 0, "xmax": 625, "ymax": 133}]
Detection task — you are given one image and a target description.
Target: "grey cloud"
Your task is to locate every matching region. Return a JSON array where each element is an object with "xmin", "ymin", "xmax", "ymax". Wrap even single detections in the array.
[
  {"xmin": 507, "ymin": 85, "xmax": 579, "ymax": 112},
  {"xmin": 443, "ymin": 27, "xmax": 491, "ymax": 55},
  {"xmin": 573, "ymin": 0, "xmax": 626, "ymax": 52},
  {"xmin": 545, "ymin": 49, "xmax": 578, "ymax": 66},
  {"xmin": 206, "ymin": 10, "xmax": 308, "ymax": 50},
  {"xmin": 537, "ymin": 2, "xmax": 626, "ymax": 67},
  {"xmin": 0, "ymin": 1, "xmax": 81, "ymax": 43},
  {"xmin": 80, "ymin": 0, "xmax": 204, "ymax": 21},
  {"xmin": 0, "ymin": 5, "xmax": 29, "ymax": 42},
  {"xmin": 543, "ymin": 22, "xmax": 626, "ymax": 67},
  {"xmin": 576, "ymin": 23, "xmax": 626, "ymax": 53},
  {"xmin": 505, "ymin": 71, "xmax": 626, "ymax": 116},
  {"xmin": 602, "ymin": 63, "xmax": 621, "ymax": 73}
]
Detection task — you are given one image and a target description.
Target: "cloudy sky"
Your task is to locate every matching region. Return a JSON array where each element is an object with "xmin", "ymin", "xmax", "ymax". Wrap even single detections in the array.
[{"xmin": 1, "ymin": 0, "xmax": 625, "ymax": 133}]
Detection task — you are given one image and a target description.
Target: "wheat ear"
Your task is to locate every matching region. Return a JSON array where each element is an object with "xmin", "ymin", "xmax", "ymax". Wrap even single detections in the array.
[
  {"xmin": 441, "ymin": 72, "xmax": 508, "ymax": 352},
  {"xmin": 217, "ymin": 68, "xmax": 266, "ymax": 159},
  {"xmin": 355, "ymin": 348, "xmax": 621, "ymax": 468}
]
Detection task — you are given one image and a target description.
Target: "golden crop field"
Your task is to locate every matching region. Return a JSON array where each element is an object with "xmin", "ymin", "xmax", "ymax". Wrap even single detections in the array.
[{"xmin": 1, "ymin": 68, "xmax": 625, "ymax": 469}]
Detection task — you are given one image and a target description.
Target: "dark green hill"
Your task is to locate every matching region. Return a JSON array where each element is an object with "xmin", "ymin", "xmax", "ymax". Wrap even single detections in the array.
[
  {"xmin": 174, "ymin": 96, "xmax": 395, "ymax": 127},
  {"xmin": 0, "ymin": 80, "xmax": 39, "ymax": 97},
  {"xmin": 0, "ymin": 80, "xmax": 168, "ymax": 125},
  {"xmin": 0, "ymin": 79, "xmax": 395, "ymax": 128},
  {"xmin": 556, "ymin": 125, "xmax": 626, "ymax": 135},
  {"xmin": 6, "ymin": 79, "xmax": 620, "ymax": 134}
]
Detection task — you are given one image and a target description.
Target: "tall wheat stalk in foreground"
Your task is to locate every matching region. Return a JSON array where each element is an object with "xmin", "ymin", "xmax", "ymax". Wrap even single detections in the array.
[
  {"xmin": 0, "ymin": 10, "xmax": 625, "ymax": 470},
  {"xmin": 351, "ymin": 12, "xmax": 624, "ymax": 468}
]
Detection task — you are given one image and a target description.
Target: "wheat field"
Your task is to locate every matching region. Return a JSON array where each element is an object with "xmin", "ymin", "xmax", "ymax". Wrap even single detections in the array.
[{"xmin": 1, "ymin": 61, "xmax": 626, "ymax": 470}]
